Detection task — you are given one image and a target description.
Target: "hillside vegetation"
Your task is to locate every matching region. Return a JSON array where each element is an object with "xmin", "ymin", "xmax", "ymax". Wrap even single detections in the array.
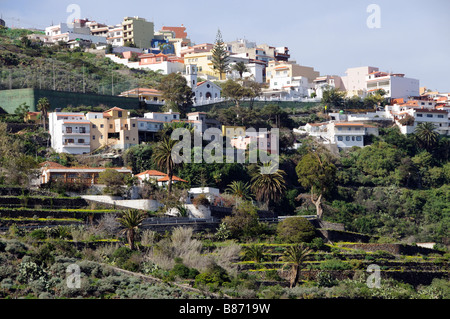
[{"xmin": 0, "ymin": 27, "xmax": 163, "ymax": 95}]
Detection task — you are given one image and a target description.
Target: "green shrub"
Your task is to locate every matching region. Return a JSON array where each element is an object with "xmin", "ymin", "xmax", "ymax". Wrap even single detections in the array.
[
  {"xmin": 194, "ymin": 263, "xmax": 230, "ymax": 289},
  {"xmin": 308, "ymin": 237, "xmax": 327, "ymax": 251},
  {"xmin": 276, "ymin": 217, "xmax": 316, "ymax": 243},
  {"xmin": 5, "ymin": 240, "xmax": 27, "ymax": 258},
  {"xmin": 170, "ymin": 263, "xmax": 191, "ymax": 279},
  {"xmin": 316, "ymin": 271, "xmax": 337, "ymax": 287},
  {"xmin": 30, "ymin": 229, "xmax": 47, "ymax": 240},
  {"xmin": 319, "ymin": 258, "xmax": 351, "ymax": 270}
]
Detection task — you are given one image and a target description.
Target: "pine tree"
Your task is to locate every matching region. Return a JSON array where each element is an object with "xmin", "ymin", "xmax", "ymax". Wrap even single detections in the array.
[{"xmin": 211, "ymin": 29, "xmax": 229, "ymax": 80}]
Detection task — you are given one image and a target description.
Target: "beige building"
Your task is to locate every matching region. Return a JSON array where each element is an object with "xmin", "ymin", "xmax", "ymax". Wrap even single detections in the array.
[
  {"xmin": 222, "ymin": 125, "xmax": 246, "ymax": 138},
  {"xmin": 86, "ymin": 107, "xmax": 138, "ymax": 151},
  {"xmin": 122, "ymin": 16, "xmax": 154, "ymax": 48},
  {"xmin": 266, "ymin": 60, "xmax": 320, "ymax": 85}
]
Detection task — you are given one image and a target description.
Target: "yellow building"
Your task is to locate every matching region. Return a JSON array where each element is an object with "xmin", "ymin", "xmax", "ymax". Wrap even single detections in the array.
[
  {"xmin": 122, "ymin": 16, "xmax": 154, "ymax": 48},
  {"xmin": 86, "ymin": 107, "xmax": 138, "ymax": 151},
  {"xmin": 222, "ymin": 125, "xmax": 246, "ymax": 138},
  {"xmin": 25, "ymin": 111, "xmax": 41, "ymax": 123},
  {"xmin": 183, "ymin": 50, "xmax": 225, "ymax": 79}
]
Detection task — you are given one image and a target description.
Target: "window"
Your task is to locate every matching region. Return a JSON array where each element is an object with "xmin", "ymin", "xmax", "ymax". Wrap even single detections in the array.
[
  {"xmin": 77, "ymin": 139, "xmax": 84, "ymax": 143},
  {"xmin": 92, "ymin": 124, "xmax": 97, "ymax": 128},
  {"xmin": 66, "ymin": 127, "xmax": 72, "ymax": 133},
  {"xmin": 100, "ymin": 135, "xmax": 103, "ymax": 139},
  {"xmin": 92, "ymin": 135, "xmax": 96, "ymax": 140},
  {"xmin": 352, "ymin": 136, "xmax": 355, "ymax": 141},
  {"xmin": 337, "ymin": 136, "xmax": 343, "ymax": 141},
  {"xmin": 100, "ymin": 124, "xmax": 104, "ymax": 128},
  {"xmin": 79, "ymin": 127, "xmax": 86, "ymax": 133},
  {"xmin": 417, "ymin": 114, "xmax": 423, "ymax": 117},
  {"xmin": 438, "ymin": 115, "xmax": 444, "ymax": 118},
  {"xmin": 118, "ymin": 111, "xmax": 122, "ymax": 118},
  {"xmin": 132, "ymin": 123, "xmax": 135, "ymax": 127},
  {"xmin": 427, "ymin": 114, "xmax": 433, "ymax": 118},
  {"xmin": 126, "ymin": 136, "xmax": 129, "ymax": 140},
  {"xmin": 346, "ymin": 136, "xmax": 350, "ymax": 141},
  {"xmin": 110, "ymin": 124, "xmax": 113, "ymax": 129},
  {"xmin": 356, "ymin": 136, "xmax": 362, "ymax": 141}
]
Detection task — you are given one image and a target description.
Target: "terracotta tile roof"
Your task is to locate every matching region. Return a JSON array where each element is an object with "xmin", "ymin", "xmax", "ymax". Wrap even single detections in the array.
[
  {"xmin": 40, "ymin": 161, "xmax": 67, "ymax": 169},
  {"xmin": 334, "ymin": 122, "xmax": 365, "ymax": 126},
  {"xmin": 157, "ymin": 175, "xmax": 188, "ymax": 183},
  {"xmin": 136, "ymin": 170, "xmax": 166, "ymax": 177}
]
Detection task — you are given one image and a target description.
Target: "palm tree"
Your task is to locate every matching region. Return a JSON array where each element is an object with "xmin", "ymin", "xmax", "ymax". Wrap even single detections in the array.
[
  {"xmin": 37, "ymin": 97, "xmax": 50, "ymax": 130},
  {"xmin": 242, "ymin": 244, "xmax": 266, "ymax": 263},
  {"xmin": 153, "ymin": 136, "xmax": 180, "ymax": 194},
  {"xmin": 117, "ymin": 209, "xmax": 147, "ymax": 250},
  {"xmin": 226, "ymin": 180, "xmax": 252, "ymax": 201},
  {"xmin": 250, "ymin": 163, "xmax": 286, "ymax": 208},
  {"xmin": 281, "ymin": 243, "xmax": 312, "ymax": 288},
  {"xmin": 415, "ymin": 122, "xmax": 439, "ymax": 152},
  {"xmin": 231, "ymin": 62, "xmax": 249, "ymax": 79}
]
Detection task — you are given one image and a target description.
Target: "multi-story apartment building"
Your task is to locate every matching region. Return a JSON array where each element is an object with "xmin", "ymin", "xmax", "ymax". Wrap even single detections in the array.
[
  {"xmin": 107, "ymin": 25, "xmax": 124, "ymax": 47},
  {"xmin": 122, "ymin": 16, "xmax": 154, "ymax": 48},
  {"xmin": 341, "ymin": 66, "xmax": 379, "ymax": 97},
  {"xmin": 86, "ymin": 107, "xmax": 138, "ymax": 151},
  {"xmin": 48, "ymin": 112, "xmax": 92, "ymax": 155},
  {"xmin": 366, "ymin": 71, "xmax": 419, "ymax": 99}
]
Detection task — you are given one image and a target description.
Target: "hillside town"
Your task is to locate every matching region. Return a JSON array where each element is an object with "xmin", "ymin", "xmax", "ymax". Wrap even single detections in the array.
[{"xmin": 0, "ymin": 11, "xmax": 448, "ymax": 302}]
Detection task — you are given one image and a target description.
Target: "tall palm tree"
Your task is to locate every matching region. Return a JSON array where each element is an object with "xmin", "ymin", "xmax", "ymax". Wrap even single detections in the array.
[
  {"xmin": 37, "ymin": 97, "xmax": 50, "ymax": 130},
  {"xmin": 281, "ymin": 243, "xmax": 312, "ymax": 288},
  {"xmin": 226, "ymin": 180, "xmax": 252, "ymax": 201},
  {"xmin": 117, "ymin": 209, "xmax": 147, "ymax": 251},
  {"xmin": 231, "ymin": 62, "xmax": 249, "ymax": 79},
  {"xmin": 250, "ymin": 163, "xmax": 286, "ymax": 208},
  {"xmin": 415, "ymin": 122, "xmax": 439, "ymax": 152},
  {"xmin": 153, "ymin": 136, "xmax": 180, "ymax": 194}
]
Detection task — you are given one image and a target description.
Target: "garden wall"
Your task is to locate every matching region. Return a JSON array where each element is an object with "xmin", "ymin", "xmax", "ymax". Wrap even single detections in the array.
[
  {"xmin": 0, "ymin": 196, "xmax": 88, "ymax": 208},
  {"xmin": 340, "ymin": 243, "xmax": 443, "ymax": 256},
  {"xmin": 317, "ymin": 229, "xmax": 374, "ymax": 243}
]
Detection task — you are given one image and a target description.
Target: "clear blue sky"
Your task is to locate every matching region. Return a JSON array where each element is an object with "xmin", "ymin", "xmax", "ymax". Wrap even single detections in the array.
[{"xmin": 2, "ymin": 0, "xmax": 449, "ymax": 92}]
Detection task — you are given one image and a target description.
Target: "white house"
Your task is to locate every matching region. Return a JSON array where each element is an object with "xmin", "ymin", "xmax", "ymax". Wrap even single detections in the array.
[
  {"xmin": 395, "ymin": 109, "xmax": 449, "ymax": 135},
  {"xmin": 48, "ymin": 112, "xmax": 92, "ymax": 155},
  {"xmin": 45, "ymin": 22, "xmax": 107, "ymax": 45},
  {"xmin": 295, "ymin": 121, "xmax": 379, "ymax": 148},
  {"xmin": 366, "ymin": 71, "xmax": 419, "ymax": 99}
]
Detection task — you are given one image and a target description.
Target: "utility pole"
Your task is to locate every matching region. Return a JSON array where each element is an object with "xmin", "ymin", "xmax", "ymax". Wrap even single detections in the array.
[
  {"xmin": 52, "ymin": 59, "xmax": 56, "ymax": 90},
  {"xmin": 82, "ymin": 64, "xmax": 85, "ymax": 93},
  {"xmin": 111, "ymin": 70, "xmax": 114, "ymax": 96}
]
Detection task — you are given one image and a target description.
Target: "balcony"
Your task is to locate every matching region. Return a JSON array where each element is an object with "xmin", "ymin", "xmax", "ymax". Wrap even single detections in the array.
[
  {"xmin": 63, "ymin": 131, "xmax": 90, "ymax": 135},
  {"xmin": 62, "ymin": 142, "xmax": 91, "ymax": 147}
]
